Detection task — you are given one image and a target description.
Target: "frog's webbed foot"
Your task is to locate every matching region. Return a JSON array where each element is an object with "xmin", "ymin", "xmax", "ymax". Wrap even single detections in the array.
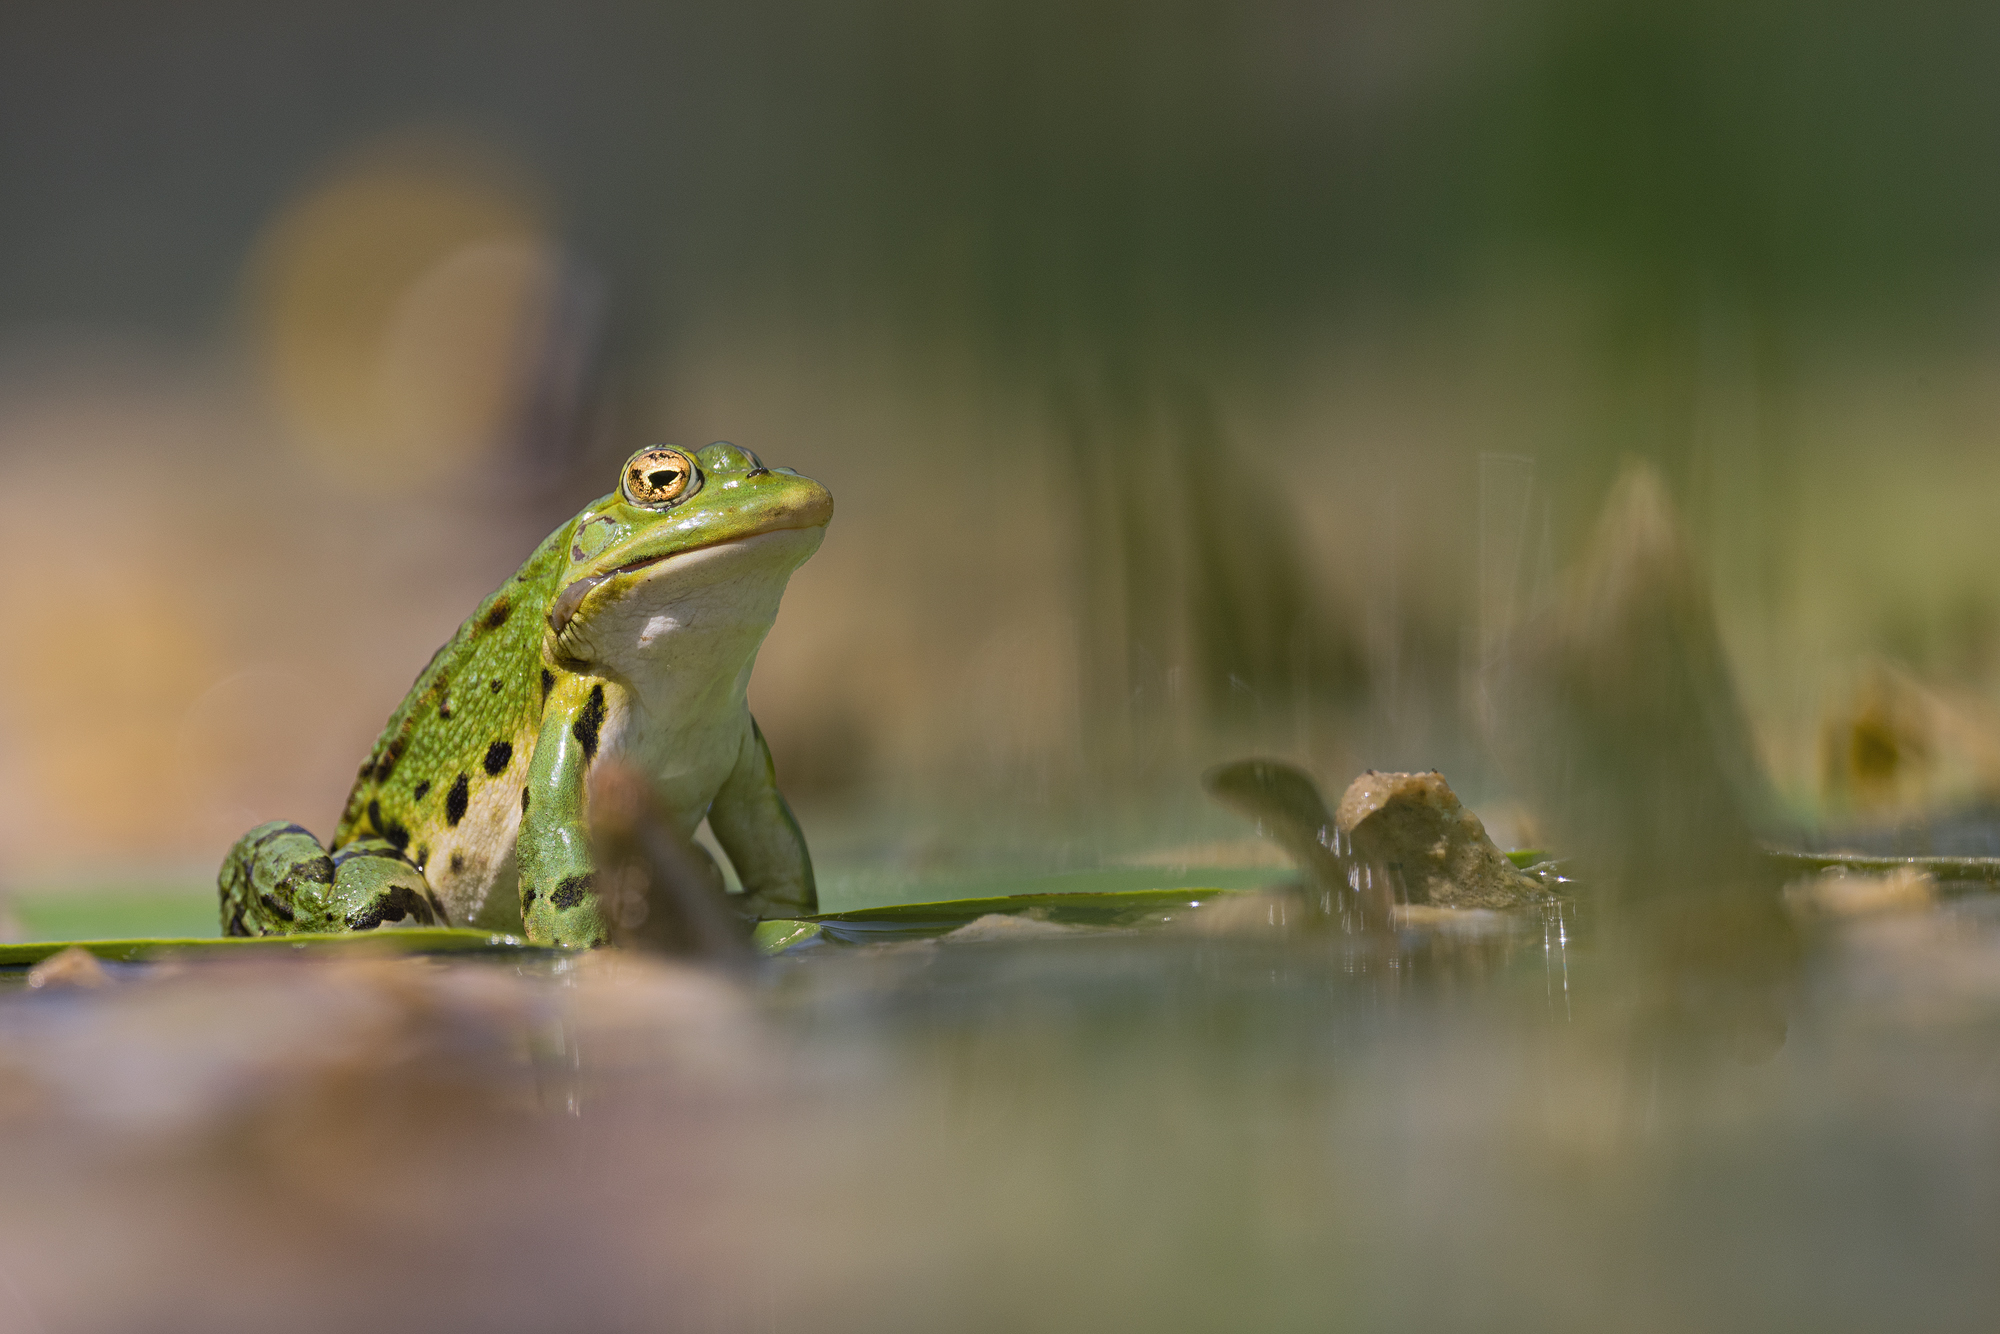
[{"xmin": 219, "ymin": 823, "xmax": 447, "ymax": 936}]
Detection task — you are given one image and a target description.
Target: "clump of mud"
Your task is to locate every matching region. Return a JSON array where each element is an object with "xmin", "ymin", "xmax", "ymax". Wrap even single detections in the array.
[{"xmin": 1335, "ymin": 769, "xmax": 1545, "ymax": 909}]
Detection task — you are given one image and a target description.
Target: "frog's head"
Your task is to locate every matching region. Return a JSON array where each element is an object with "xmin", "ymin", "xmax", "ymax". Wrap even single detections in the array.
[{"xmin": 548, "ymin": 441, "xmax": 832, "ymax": 669}]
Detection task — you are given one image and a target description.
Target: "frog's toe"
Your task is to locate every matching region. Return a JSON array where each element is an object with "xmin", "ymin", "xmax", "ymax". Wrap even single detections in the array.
[{"xmin": 332, "ymin": 839, "xmax": 450, "ymax": 931}]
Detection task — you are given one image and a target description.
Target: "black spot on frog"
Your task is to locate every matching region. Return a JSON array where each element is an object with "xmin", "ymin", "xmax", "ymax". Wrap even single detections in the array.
[
  {"xmin": 345, "ymin": 884, "xmax": 437, "ymax": 931},
  {"xmin": 572, "ymin": 684, "xmax": 606, "ymax": 760},
  {"xmin": 371, "ymin": 730, "xmax": 413, "ymax": 784},
  {"xmin": 551, "ymin": 873, "xmax": 593, "ymax": 909},
  {"xmin": 484, "ymin": 740, "xmax": 513, "ymax": 776},
  {"xmin": 445, "ymin": 773, "xmax": 470, "ymax": 826},
  {"xmin": 251, "ymin": 822, "xmax": 314, "ymax": 849}
]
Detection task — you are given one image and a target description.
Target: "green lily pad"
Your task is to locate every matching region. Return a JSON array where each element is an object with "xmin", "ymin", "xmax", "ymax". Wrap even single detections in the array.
[
  {"xmin": 797, "ymin": 887, "xmax": 1238, "ymax": 946},
  {"xmin": 0, "ymin": 928, "xmax": 552, "ymax": 969},
  {"xmin": 751, "ymin": 919, "xmax": 824, "ymax": 954}
]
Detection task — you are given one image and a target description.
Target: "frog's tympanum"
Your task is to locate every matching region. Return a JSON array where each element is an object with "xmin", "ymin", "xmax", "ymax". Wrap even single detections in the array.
[{"xmin": 219, "ymin": 442, "xmax": 831, "ymax": 947}]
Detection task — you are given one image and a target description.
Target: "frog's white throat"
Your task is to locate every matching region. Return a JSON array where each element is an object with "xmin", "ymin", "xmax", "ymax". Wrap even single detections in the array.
[{"xmin": 567, "ymin": 526, "xmax": 823, "ymax": 718}]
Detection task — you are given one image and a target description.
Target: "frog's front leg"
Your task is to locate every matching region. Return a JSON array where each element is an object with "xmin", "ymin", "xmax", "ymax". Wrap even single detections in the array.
[
  {"xmin": 220, "ymin": 823, "xmax": 446, "ymax": 936},
  {"xmin": 708, "ymin": 718, "xmax": 817, "ymax": 919},
  {"xmin": 517, "ymin": 673, "xmax": 618, "ymax": 946}
]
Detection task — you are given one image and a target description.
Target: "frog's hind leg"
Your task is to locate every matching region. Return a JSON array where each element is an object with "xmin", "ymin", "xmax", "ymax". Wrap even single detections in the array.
[
  {"xmin": 219, "ymin": 824, "xmax": 449, "ymax": 936},
  {"xmin": 219, "ymin": 821, "xmax": 339, "ymax": 936},
  {"xmin": 330, "ymin": 839, "xmax": 450, "ymax": 931}
]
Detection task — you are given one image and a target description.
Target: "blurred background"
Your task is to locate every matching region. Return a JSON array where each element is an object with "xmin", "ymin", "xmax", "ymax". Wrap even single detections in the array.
[{"xmin": 6, "ymin": 0, "xmax": 2000, "ymax": 896}]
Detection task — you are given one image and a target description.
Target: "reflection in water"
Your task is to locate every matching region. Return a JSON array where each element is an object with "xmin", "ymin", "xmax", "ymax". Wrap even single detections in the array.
[
  {"xmin": 0, "ymin": 907, "xmax": 1994, "ymax": 1331},
  {"xmin": 1543, "ymin": 899, "xmax": 1572, "ymax": 1022}
]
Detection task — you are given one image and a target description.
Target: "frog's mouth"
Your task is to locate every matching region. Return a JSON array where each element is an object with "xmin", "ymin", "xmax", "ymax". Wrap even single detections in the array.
[{"xmin": 547, "ymin": 524, "xmax": 821, "ymax": 643}]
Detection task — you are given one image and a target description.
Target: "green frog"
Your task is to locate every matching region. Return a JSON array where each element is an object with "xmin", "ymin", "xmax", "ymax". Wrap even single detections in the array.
[{"xmin": 218, "ymin": 441, "xmax": 832, "ymax": 947}]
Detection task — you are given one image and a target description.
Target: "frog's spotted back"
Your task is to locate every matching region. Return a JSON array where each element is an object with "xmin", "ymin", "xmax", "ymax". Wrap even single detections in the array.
[{"xmin": 332, "ymin": 520, "xmax": 568, "ymax": 923}]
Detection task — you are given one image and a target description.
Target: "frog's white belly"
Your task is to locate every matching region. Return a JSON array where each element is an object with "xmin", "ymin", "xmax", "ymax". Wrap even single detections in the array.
[{"xmin": 454, "ymin": 527, "xmax": 821, "ymax": 933}]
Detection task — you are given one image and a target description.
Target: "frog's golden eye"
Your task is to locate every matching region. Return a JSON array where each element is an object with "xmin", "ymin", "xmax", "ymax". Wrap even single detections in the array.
[{"xmin": 622, "ymin": 447, "xmax": 699, "ymax": 508}]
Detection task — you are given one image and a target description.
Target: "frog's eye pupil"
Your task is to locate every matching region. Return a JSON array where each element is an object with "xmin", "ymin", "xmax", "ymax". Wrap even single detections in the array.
[{"xmin": 648, "ymin": 469, "xmax": 679, "ymax": 487}]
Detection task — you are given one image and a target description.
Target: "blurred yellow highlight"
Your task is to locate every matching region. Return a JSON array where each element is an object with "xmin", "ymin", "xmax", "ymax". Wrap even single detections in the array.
[{"xmin": 245, "ymin": 131, "xmax": 557, "ymax": 486}]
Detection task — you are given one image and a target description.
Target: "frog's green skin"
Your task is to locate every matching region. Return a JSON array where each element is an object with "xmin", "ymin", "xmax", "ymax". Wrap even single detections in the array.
[{"xmin": 218, "ymin": 441, "xmax": 832, "ymax": 947}]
